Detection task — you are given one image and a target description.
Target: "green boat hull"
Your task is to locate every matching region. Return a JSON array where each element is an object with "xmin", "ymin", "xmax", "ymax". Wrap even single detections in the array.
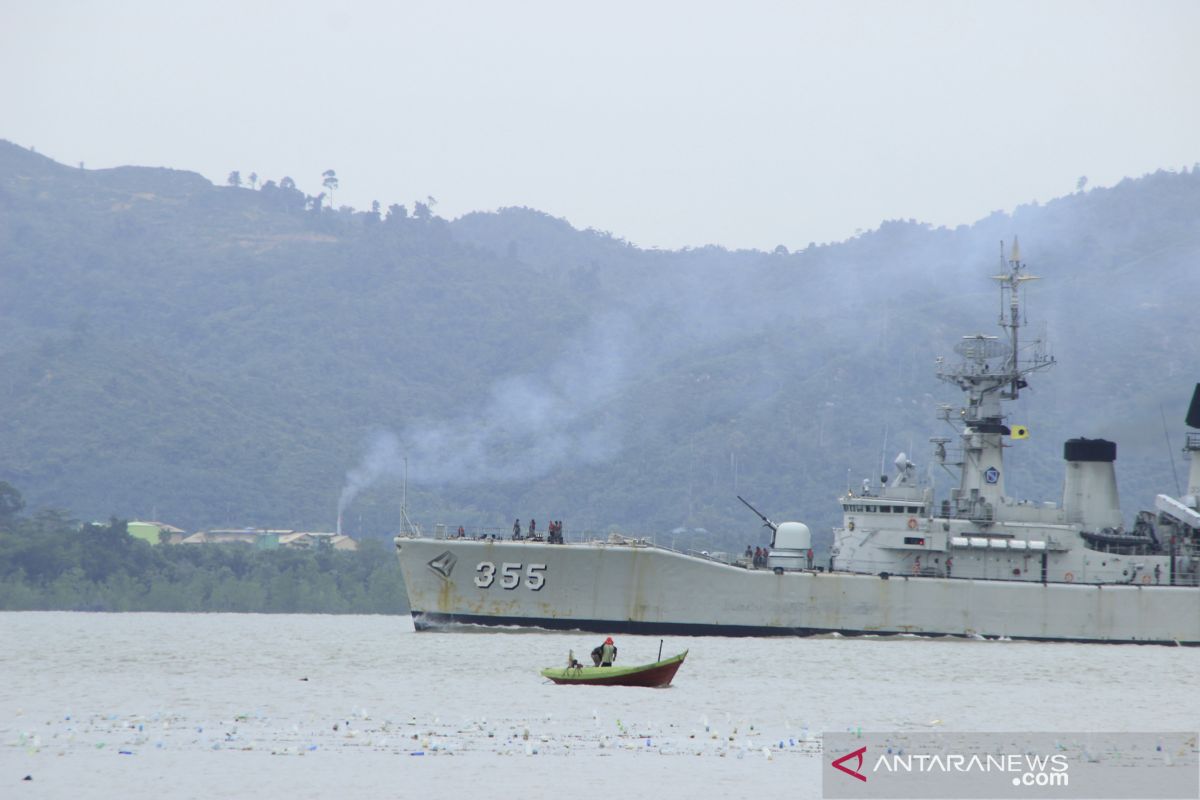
[{"xmin": 540, "ymin": 650, "xmax": 688, "ymax": 687}]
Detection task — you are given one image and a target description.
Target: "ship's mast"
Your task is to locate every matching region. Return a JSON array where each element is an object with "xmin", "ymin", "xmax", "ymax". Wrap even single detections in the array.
[
  {"xmin": 996, "ymin": 237, "xmax": 1039, "ymax": 400},
  {"xmin": 934, "ymin": 239, "xmax": 1054, "ymax": 522},
  {"xmin": 399, "ymin": 456, "xmax": 418, "ymax": 537}
]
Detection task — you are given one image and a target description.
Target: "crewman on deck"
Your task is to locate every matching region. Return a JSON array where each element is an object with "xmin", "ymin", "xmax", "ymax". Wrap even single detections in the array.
[{"xmin": 596, "ymin": 636, "xmax": 617, "ymax": 667}]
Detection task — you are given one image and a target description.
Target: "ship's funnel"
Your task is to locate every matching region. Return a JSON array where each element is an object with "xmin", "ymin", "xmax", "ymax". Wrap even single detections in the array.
[
  {"xmin": 1188, "ymin": 437, "xmax": 1200, "ymax": 503},
  {"xmin": 1062, "ymin": 438, "xmax": 1121, "ymax": 528},
  {"xmin": 1184, "ymin": 385, "xmax": 1200, "ymax": 501},
  {"xmin": 1186, "ymin": 383, "xmax": 1200, "ymax": 429}
]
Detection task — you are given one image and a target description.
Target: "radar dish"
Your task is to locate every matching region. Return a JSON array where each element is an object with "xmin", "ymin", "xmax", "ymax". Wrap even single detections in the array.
[{"xmin": 954, "ymin": 335, "xmax": 1011, "ymax": 361}]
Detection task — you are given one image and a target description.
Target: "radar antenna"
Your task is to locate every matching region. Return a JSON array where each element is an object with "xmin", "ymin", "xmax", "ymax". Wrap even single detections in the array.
[{"xmin": 990, "ymin": 235, "xmax": 1047, "ymax": 400}]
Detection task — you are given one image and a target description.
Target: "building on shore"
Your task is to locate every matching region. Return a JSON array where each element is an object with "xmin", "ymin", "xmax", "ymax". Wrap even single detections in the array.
[{"xmin": 178, "ymin": 528, "xmax": 357, "ymax": 551}]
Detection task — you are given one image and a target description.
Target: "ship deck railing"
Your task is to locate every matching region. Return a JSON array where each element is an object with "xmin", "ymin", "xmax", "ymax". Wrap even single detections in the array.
[
  {"xmin": 411, "ymin": 527, "xmax": 759, "ymax": 566},
  {"xmin": 834, "ymin": 559, "xmax": 1200, "ymax": 586}
]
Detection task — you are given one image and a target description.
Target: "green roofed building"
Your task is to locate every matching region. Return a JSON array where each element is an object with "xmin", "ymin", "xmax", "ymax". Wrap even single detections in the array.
[{"xmin": 127, "ymin": 521, "xmax": 186, "ymax": 545}]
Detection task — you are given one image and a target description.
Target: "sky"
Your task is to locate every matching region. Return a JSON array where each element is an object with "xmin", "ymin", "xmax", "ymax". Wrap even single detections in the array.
[{"xmin": 3, "ymin": 0, "xmax": 1199, "ymax": 251}]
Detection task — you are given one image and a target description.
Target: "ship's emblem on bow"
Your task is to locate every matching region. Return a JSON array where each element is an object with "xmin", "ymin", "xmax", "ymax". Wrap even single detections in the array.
[
  {"xmin": 428, "ymin": 551, "xmax": 457, "ymax": 579},
  {"xmin": 984, "ymin": 466, "xmax": 1000, "ymax": 484}
]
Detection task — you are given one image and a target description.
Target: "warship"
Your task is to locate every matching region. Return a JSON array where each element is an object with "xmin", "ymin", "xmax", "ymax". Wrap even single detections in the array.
[{"xmin": 395, "ymin": 242, "xmax": 1200, "ymax": 645}]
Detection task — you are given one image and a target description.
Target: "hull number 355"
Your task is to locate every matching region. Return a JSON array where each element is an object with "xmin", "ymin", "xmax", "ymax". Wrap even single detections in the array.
[{"xmin": 474, "ymin": 562, "xmax": 547, "ymax": 591}]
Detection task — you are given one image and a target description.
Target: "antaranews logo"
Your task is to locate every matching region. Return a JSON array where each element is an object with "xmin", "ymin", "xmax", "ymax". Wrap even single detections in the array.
[
  {"xmin": 832, "ymin": 745, "xmax": 868, "ymax": 782},
  {"xmin": 823, "ymin": 731, "xmax": 1198, "ymax": 800}
]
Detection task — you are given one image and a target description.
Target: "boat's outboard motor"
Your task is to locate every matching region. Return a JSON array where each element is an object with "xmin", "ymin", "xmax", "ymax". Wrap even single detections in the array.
[
  {"xmin": 1062, "ymin": 438, "xmax": 1121, "ymax": 529},
  {"xmin": 767, "ymin": 521, "xmax": 812, "ymax": 571}
]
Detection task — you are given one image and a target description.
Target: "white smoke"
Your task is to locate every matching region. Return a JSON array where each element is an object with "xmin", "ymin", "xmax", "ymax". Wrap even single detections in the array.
[
  {"xmin": 403, "ymin": 310, "xmax": 631, "ymax": 484},
  {"xmin": 335, "ymin": 251, "xmax": 817, "ymax": 509},
  {"xmin": 337, "ymin": 430, "xmax": 407, "ymax": 521},
  {"xmin": 336, "ymin": 311, "xmax": 632, "ymax": 510}
]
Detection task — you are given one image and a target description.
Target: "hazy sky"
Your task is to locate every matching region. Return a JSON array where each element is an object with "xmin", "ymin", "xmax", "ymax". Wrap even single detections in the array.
[{"xmin": 3, "ymin": 0, "xmax": 1198, "ymax": 250}]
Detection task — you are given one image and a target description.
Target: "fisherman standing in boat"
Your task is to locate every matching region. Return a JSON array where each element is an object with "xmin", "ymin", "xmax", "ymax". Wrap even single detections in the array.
[{"xmin": 591, "ymin": 636, "xmax": 618, "ymax": 667}]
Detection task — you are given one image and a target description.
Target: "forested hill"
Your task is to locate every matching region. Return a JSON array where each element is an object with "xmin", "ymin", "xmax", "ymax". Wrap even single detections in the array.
[{"xmin": 2, "ymin": 140, "xmax": 1198, "ymax": 552}]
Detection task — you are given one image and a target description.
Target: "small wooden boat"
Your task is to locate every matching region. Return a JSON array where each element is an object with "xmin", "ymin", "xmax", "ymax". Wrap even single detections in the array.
[{"xmin": 540, "ymin": 650, "xmax": 688, "ymax": 687}]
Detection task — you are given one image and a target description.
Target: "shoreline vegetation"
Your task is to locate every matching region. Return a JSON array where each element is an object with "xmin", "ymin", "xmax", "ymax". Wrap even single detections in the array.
[{"xmin": 0, "ymin": 492, "xmax": 408, "ymax": 614}]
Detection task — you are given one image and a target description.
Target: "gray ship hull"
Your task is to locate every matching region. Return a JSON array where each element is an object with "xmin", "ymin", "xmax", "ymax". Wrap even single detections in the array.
[{"xmin": 395, "ymin": 537, "xmax": 1200, "ymax": 645}]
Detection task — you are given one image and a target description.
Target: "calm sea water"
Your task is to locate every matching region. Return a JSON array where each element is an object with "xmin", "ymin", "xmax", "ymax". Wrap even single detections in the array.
[{"xmin": 1, "ymin": 612, "xmax": 1196, "ymax": 799}]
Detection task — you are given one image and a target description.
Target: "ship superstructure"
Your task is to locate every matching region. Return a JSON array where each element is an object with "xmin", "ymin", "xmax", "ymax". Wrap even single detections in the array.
[
  {"xmin": 831, "ymin": 241, "xmax": 1198, "ymax": 588},
  {"xmin": 395, "ymin": 243, "xmax": 1200, "ymax": 644}
]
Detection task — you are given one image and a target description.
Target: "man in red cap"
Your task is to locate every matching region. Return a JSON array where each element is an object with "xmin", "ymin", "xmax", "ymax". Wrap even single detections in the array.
[
  {"xmin": 591, "ymin": 636, "xmax": 618, "ymax": 667},
  {"xmin": 599, "ymin": 636, "xmax": 617, "ymax": 667}
]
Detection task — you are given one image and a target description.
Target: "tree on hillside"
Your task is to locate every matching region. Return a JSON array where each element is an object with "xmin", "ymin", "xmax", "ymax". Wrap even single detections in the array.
[
  {"xmin": 262, "ymin": 177, "xmax": 306, "ymax": 213},
  {"xmin": 248, "ymin": 172, "xmax": 259, "ymax": 190},
  {"xmin": 387, "ymin": 203, "xmax": 408, "ymax": 222},
  {"xmin": 413, "ymin": 200, "xmax": 431, "ymax": 221},
  {"xmin": 322, "ymin": 170, "xmax": 339, "ymax": 207},
  {"xmin": 26, "ymin": 509, "xmax": 77, "ymax": 535},
  {"xmin": 80, "ymin": 519, "xmax": 136, "ymax": 583},
  {"xmin": 228, "ymin": 171, "xmax": 242, "ymax": 187},
  {"xmin": 0, "ymin": 482, "xmax": 24, "ymax": 529},
  {"xmin": 1076, "ymin": 176, "xmax": 1088, "ymax": 192}
]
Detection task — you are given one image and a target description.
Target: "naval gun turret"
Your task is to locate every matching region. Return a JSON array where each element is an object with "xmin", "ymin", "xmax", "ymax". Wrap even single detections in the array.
[{"xmin": 738, "ymin": 495, "xmax": 812, "ymax": 571}]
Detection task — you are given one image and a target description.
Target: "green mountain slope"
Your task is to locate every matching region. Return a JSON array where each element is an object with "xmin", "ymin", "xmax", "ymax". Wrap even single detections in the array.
[{"xmin": 2, "ymin": 140, "xmax": 1198, "ymax": 554}]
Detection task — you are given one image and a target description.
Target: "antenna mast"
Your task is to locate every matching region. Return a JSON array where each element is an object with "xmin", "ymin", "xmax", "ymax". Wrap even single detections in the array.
[
  {"xmin": 992, "ymin": 236, "xmax": 1047, "ymax": 400},
  {"xmin": 400, "ymin": 456, "xmax": 418, "ymax": 536}
]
